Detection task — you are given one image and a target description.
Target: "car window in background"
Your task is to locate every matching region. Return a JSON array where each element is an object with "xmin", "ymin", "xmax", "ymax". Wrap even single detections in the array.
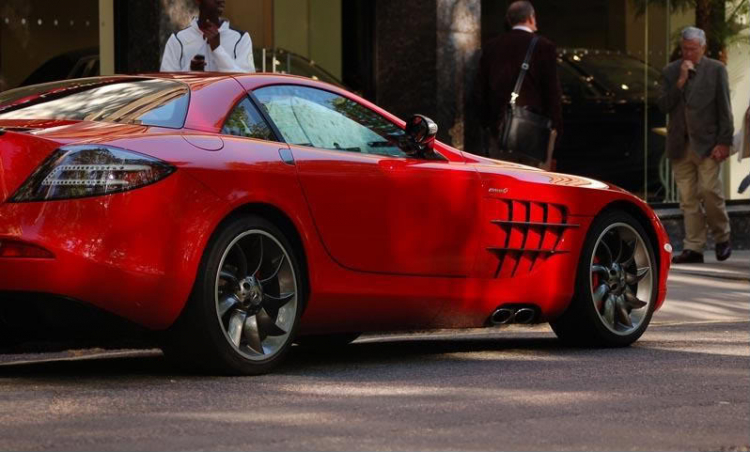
[
  {"xmin": 221, "ymin": 97, "xmax": 276, "ymax": 141},
  {"xmin": 564, "ymin": 52, "xmax": 662, "ymax": 99},
  {"xmin": 254, "ymin": 85, "xmax": 409, "ymax": 157},
  {"xmin": 0, "ymin": 77, "xmax": 189, "ymax": 128}
]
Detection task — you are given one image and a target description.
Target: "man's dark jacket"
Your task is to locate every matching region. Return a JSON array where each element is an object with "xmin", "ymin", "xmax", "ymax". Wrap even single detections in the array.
[
  {"xmin": 478, "ymin": 29, "xmax": 563, "ymax": 138},
  {"xmin": 657, "ymin": 57, "xmax": 733, "ymax": 160}
]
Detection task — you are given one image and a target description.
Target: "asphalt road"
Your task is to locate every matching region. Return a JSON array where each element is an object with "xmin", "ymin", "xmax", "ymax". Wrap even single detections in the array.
[{"xmin": 0, "ymin": 256, "xmax": 748, "ymax": 451}]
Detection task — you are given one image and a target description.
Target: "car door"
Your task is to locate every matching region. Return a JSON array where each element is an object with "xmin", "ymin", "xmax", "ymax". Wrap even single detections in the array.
[{"xmin": 253, "ymin": 85, "xmax": 482, "ymax": 277}]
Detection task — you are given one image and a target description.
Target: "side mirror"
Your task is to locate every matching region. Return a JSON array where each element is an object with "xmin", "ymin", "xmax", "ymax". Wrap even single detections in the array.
[{"xmin": 403, "ymin": 114, "xmax": 438, "ymax": 158}]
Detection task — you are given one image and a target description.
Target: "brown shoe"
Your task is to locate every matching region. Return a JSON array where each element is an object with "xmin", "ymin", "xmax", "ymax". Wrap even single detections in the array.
[
  {"xmin": 672, "ymin": 249, "xmax": 704, "ymax": 264},
  {"xmin": 715, "ymin": 241, "xmax": 732, "ymax": 262}
]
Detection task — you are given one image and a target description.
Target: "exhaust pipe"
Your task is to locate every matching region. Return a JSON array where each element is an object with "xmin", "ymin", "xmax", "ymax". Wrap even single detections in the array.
[
  {"xmin": 514, "ymin": 308, "xmax": 536, "ymax": 324},
  {"xmin": 490, "ymin": 308, "xmax": 516, "ymax": 325}
]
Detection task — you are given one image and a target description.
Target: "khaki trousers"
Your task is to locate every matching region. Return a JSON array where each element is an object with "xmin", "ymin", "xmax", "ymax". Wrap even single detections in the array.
[{"xmin": 672, "ymin": 147, "xmax": 731, "ymax": 252}]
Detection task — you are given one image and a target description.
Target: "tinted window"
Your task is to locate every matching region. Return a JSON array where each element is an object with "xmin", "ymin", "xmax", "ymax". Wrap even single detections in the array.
[
  {"xmin": 558, "ymin": 60, "xmax": 602, "ymax": 101},
  {"xmin": 221, "ymin": 97, "xmax": 276, "ymax": 141},
  {"xmin": 565, "ymin": 53, "xmax": 662, "ymax": 98},
  {"xmin": 0, "ymin": 77, "xmax": 189, "ymax": 128},
  {"xmin": 254, "ymin": 85, "xmax": 408, "ymax": 157}
]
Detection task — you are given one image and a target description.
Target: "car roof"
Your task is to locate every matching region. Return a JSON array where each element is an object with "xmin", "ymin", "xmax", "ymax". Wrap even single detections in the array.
[{"xmin": 145, "ymin": 72, "xmax": 334, "ymax": 90}]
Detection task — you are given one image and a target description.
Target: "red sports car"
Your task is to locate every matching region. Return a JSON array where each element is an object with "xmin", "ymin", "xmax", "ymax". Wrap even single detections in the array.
[{"xmin": 0, "ymin": 74, "xmax": 671, "ymax": 374}]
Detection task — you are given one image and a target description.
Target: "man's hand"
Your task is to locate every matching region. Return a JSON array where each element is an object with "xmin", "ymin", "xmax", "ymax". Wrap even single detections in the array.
[
  {"xmin": 677, "ymin": 60, "xmax": 694, "ymax": 89},
  {"xmin": 710, "ymin": 144, "xmax": 730, "ymax": 162},
  {"xmin": 200, "ymin": 20, "xmax": 221, "ymax": 51},
  {"xmin": 190, "ymin": 56, "xmax": 206, "ymax": 71}
]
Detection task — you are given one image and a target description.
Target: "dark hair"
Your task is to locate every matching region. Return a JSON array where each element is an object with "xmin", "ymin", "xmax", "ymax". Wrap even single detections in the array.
[{"xmin": 506, "ymin": 1, "xmax": 535, "ymax": 27}]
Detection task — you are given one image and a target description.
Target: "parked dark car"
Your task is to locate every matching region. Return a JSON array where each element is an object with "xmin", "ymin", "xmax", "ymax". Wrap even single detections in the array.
[{"xmin": 555, "ymin": 49, "xmax": 666, "ymax": 198}]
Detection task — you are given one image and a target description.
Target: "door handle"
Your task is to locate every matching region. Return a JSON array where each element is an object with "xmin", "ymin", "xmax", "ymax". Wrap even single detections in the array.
[{"xmin": 279, "ymin": 148, "xmax": 295, "ymax": 165}]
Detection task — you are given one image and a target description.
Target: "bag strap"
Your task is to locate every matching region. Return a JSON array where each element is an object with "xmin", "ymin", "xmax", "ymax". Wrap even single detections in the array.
[{"xmin": 510, "ymin": 35, "xmax": 539, "ymax": 106}]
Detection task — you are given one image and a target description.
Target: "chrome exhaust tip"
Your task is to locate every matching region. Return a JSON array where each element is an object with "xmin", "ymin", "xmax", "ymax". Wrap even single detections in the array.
[
  {"xmin": 490, "ymin": 308, "xmax": 516, "ymax": 325},
  {"xmin": 514, "ymin": 308, "xmax": 536, "ymax": 324}
]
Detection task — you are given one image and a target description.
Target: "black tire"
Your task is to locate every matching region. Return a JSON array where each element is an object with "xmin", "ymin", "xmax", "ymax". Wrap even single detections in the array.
[
  {"xmin": 163, "ymin": 214, "xmax": 305, "ymax": 375},
  {"xmin": 550, "ymin": 210, "xmax": 657, "ymax": 347},
  {"xmin": 294, "ymin": 332, "xmax": 361, "ymax": 348}
]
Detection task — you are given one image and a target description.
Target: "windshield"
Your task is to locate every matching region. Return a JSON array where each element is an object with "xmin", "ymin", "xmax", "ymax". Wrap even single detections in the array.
[{"xmin": 0, "ymin": 77, "xmax": 189, "ymax": 128}]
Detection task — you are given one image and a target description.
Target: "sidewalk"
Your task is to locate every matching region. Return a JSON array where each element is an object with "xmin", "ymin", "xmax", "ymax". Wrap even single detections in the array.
[
  {"xmin": 669, "ymin": 249, "xmax": 750, "ymax": 282},
  {"xmin": 655, "ymin": 249, "xmax": 749, "ymax": 324}
]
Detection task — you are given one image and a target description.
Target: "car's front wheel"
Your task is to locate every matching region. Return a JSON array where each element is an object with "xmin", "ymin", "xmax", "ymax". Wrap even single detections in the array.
[
  {"xmin": 164, "ymin": 215, "xmax": 304, "ymax": 375},
  {"xmin": 550, "ymin": 210, "xmax": 657, "ymax": 347}
]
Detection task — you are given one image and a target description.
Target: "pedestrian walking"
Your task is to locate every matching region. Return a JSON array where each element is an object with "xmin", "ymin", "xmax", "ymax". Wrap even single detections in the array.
[
  {"xmin": 160, "ymin": 0, "xmax": 255, "ymax": 73},
  {"xmin": 657, "ymin": 26, "xmax": 734, "ymax": 264},
  {"xmin": 477, "ymin": 0, "xmax": 562, "ymax": 169}
]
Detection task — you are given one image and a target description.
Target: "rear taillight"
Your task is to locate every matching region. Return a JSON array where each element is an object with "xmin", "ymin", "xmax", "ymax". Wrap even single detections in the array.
[{"xmin": 9, "ymin": 145, "xmax": 175, "ymax": 202}]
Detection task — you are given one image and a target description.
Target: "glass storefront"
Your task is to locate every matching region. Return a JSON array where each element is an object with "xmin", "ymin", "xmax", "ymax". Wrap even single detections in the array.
[
  {"xmin": 2, "ymin": 0, "xmax": 747, "ymax": 202},
  {"xmin": 482, "ymin": 0, "xmax": 749, "ymax": 202},
  {"xmin": 0, "ymin": 1, "xmax": 100, "ymax": 91}
]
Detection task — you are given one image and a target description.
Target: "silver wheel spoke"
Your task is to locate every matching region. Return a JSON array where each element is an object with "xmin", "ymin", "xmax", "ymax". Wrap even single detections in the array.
[
  {"xmin": 220, "ymin": 270, "xmax": 239, "ymax": 285},
  {"xmin": 592, "ymin": 264, "xmax": 609, "ymax": 277},
  {"xmin": 251, "ymin": 236, "xmax": 264, "ymax": 277},
  {"xmin": 260, "ymin": 255, "xmax": 286, "ymax": 284},
  {"xmin": 230, "ymin": 244, "xmax": 249, "ymax": 279},
  {"xmin": 218, "ymin": 294, "xmax": 240, "ymax": 317},
  {"xmin": 593, "ymin": 283, "xmax": 609, "ymax": 312},
  {"xmin": 624, "ymin": 290, "xmax": 648, "ymax": 309},
  {"xmin": 603, "ymin": 297, "xmax": 616, "ymax": 327},
  {"xmin": 243, "ymin": 315, "xmax": 264, "ymax": 354},
  {"xmin": 227, "ymin": 310, "xmax": 247, "ymax": 347},
  {"xmin": 621, "ymin": 240, "xmax": 637, "ymax": 267},
  {"xmin": 615, "ymin": 296, "xmax": 632, "ymax": 327},
  {"xmin": 264, "ymin": 292, "xmax": 295, "ymax": 311},
  {"xmin": 612, "ymin": 237, "xmax": 625, "ymax": 263},
  {"xmin": 598, "ymin": 240, "xmax": 613, "ymax": 266},
  {"xmin": 258, "ymin": 308, "xmax": 287, "ymax": 337},
  {"xmin": 626, "ymin": 267, "xmax": 650, "ymax": 285}
]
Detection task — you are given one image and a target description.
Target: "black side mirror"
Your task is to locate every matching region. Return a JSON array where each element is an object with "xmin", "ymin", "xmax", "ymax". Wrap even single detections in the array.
[{"xmin": 403, "ymin": 114, "xmax": 438, "ymax": 158}]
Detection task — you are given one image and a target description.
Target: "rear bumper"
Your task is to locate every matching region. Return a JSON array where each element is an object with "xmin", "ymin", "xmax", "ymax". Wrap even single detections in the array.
[{"xmin": 0, "ymin": 172, "xmax": 225, "ymax": 329}]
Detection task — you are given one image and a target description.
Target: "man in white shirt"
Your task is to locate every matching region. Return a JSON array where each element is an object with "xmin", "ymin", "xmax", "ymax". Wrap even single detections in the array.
[{"xmin": 160, "ymin": 0, "xmax": 255, "ymax": 73}]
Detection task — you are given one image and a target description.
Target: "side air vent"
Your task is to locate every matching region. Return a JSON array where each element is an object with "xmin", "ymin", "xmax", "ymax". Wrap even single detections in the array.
[{"xmin": 486, "ymin": 200, "xmax": 578, "ymax": 278}]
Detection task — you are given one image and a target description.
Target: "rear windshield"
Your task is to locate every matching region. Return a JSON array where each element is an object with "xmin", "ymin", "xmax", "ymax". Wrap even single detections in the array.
[{"xmin": 0, "ymin": 77, "xmax": 189, "ymax": 128}]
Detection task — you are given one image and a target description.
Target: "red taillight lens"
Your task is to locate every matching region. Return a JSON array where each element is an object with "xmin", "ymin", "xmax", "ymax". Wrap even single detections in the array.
[
  {"xmin": 0, "ymin": 240, "xmax": 54, "ymax": 258},
  {"xmin": 9, "ymin": 145, "xmax": 175, "ymax": 202}
]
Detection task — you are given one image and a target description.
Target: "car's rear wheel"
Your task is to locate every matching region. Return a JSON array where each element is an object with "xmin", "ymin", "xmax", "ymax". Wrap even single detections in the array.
[
  {"xmin": 550, "ymin": 210, "xmax": 657, "ymax": 347},
  {"xmin": 164, "ymin": 215, "xmax": 304, "ymax": 375}
]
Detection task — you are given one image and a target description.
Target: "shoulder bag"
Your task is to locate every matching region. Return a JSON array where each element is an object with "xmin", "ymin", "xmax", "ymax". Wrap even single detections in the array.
[{"xmin": 499, "ymin": 35, "xmax": 554, "ymax": 163}]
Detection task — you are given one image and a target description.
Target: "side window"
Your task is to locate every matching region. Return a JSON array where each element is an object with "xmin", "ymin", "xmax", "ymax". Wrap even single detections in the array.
[
  {"xmin": 221, "ymin": 97, "xmax": 276, "ymax": 141},
  {"xmin": 253, "ymin": 85, "xmax": 410, "ymax": 158}
]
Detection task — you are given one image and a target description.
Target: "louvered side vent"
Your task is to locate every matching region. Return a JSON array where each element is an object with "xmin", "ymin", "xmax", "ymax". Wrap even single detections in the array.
[{"xmin": 487, "ymin": 200, "xmax": 578, "ymax": 278}]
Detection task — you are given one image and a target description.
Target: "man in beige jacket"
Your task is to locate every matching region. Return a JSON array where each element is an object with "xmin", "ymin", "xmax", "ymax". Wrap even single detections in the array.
[{"xmin": 658, "ymin": 27, "xmax": 734, "ymax": 264}]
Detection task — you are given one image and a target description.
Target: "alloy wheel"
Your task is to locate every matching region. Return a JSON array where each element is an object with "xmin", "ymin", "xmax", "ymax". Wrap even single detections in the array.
[
  {"xmin": 589, "ymin": 223, "xmax": 654, "ymax": 335},
  {"xmin": 214, "ymin": 230, "xmax": 298, "ymax": 360}
]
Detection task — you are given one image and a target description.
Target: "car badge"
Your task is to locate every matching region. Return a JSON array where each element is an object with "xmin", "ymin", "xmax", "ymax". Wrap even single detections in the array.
[{"xmin": 489, "ymin": 187, "xmax": 509, "ymax": 194}]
